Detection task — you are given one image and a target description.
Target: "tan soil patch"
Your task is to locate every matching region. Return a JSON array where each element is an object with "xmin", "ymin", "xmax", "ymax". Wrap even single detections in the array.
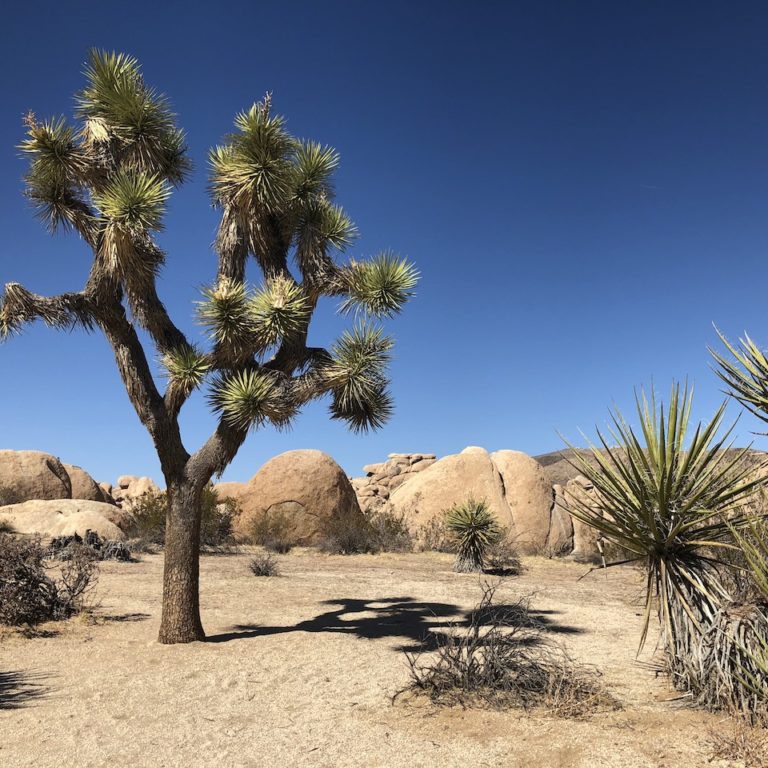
[{"xmin": 0, "ymin": 552, "xmax": 744, "ymax": 767}]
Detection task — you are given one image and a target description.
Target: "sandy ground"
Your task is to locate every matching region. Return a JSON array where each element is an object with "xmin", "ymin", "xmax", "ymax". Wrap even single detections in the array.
[{"xmin": 0, "ymin": 551, "xmax": 756, "ymax": 767}]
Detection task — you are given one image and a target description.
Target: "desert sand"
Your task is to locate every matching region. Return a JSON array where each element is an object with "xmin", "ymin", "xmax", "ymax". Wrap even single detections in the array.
[{"xmin": 0, "ymin": 551, "xmax": 745, "ymax": 767}]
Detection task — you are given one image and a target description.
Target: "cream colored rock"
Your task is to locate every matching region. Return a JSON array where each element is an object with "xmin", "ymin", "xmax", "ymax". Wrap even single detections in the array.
[
  {"xmin": 388, "ymin": 450, "xmax": 510, "ymax": 534},
  {"xmin": 0, "ymin": 450, "xmax": 71, "ymax": 503},
  {"xmin": 112, "ymin": 476, "xmax": 161, "ymax": 510},
  {"xmin": 547, "ymin": 484, "xmax": 575, "ymax": 555},
  {"xmin": 232, "ymin": 450, "xmax": 365, "ymax": 543},
  {"xmin": 0, "ymin": 499, "xmax": 126, "ymax": 540},
  {"xmin": 64, "ymin": 464, "xmax": 113, "ymax": 503},
  {"xmin": 563, "ymin": 475, "xmax": 602, "ymax": 562},
  {"xmin": 490, "ymin": 450, "xmax": 554, "ymax": 554}
]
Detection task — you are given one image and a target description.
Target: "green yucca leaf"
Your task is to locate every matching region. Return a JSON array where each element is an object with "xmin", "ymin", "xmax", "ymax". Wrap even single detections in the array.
[
  {"xmin": 340, "ymin": 251, "xmax": 419, "ymax": 318},
  {"xmin": 210, "ymin": 98, "xmax": 296, "ymax": 209},
  {"xmin": 324, "ymin": 323, "xmax": 393, "ymax": 388},
  {"xmin": 292, "ymin": 141, "xmax": 339, "ymax": 200},
  {"xmin": 76, "ymin": 49, "xmax": 190, "ymax": 184},
  {"xmin": 329, "ymin": 381, "xmax": 393, "ymax": 433},
  {"xmin": 445, "ymin": 498, "xmax": 501, "ymax": 573},
  {"xmin": 560, "ymin": 381, "xmax": 766, "ymax": 653},
  {"xmin": 710, "ymin": 328, "xmax": 768, "ymax": 426},
  {"xmin": 195, "ymin": 279, "xmax": 253, "ymax": 352},
  {"xmin": 249, "ymin": 275, "xmax": 310, "ymax": 349},
  {"xmin": 162, "ymin": 345, "xmax": 211, "ymax": 393},
  {"xmin": 208, "ymin": 368, "xmax": 288, "ymax": 430},
  {"xmin": 92, "ymin": 170, "xmax": 170, "ymax": 231},
  {"xmin": 19, "ymin": 114, "xmax": 85, "ymax": 182},
  {"xmin": 325, "ymin": 323, "xmax": 394, "ymax": 432}
]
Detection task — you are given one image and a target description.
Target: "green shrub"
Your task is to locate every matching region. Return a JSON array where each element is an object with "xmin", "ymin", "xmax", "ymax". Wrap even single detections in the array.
[{"xmin": 444, "ymin": 497, "xmax": 502, "ymax": 573}]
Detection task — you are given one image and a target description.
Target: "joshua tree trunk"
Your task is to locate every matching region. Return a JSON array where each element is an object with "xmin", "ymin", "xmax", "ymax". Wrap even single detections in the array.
[{"xmin": 158, "ymin": 480, "xmax": 206, "ymax": 643}]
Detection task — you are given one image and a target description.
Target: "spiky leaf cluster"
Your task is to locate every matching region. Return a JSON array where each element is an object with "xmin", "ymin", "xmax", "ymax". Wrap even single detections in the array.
[
  {"xmin": 444, "ymin": 498, "xmax": 502, "ymax": 573},
  {"xmin": 324, "ymin": 324, "xmax": 393, "ymax": 432},
  {"xmin": 162, "ymin": 345, "xmax": 211, "ymax": 394},
  {"xmin": 250, "ymin": 275, "xmax": 310, "ymax": 348},
  {"xmin": 560, "ymin": 382, "xmax": 765, "ymax": 652},
  {"xmin": 340, "ymin": 252, "xmax": 419, "ymax": 318},
  {"xmin": 76, "ymin": 50, "xmax": 190, "ymax": 185},
  {"xmin": 208, "ymin": 369, "xmax": 290, "ymax": 430},
  {"xmin": 710, "ymin": 330, "xmax": 768, "ymax": 426}
]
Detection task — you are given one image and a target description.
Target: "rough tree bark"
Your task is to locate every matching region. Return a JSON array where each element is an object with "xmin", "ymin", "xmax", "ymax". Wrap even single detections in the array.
[{"xmin": 158, "ymin": 479, "xmax": 205, "ymax": 643}]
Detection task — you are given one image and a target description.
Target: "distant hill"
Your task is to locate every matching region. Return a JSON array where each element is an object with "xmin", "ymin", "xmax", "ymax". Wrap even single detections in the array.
[{"xmin": 534, "ymin": 447, "xmax": 767, "ymax": 488}]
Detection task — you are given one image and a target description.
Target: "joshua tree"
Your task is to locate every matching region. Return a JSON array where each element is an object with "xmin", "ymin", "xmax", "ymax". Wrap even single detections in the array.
[
  {"xmin": 0, "ymin": 51, "xmax": 418, "ymax": 643},
  {"xmin": 444, "ymin": 498, "xmax": 501, "ymax": 573}
]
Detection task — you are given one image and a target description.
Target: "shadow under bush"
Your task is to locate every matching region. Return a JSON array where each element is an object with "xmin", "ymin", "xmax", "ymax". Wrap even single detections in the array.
[{"xmin": 398, "ymin": 581, "xmax": 616, "ymax": 717}]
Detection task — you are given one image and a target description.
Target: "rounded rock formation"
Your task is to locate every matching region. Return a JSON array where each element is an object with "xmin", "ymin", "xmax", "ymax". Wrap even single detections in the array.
[
  {"xmin": 64, "ymin": 464, "xmax": 113, "ymax": 503},
  {"xmin": 232, "ymin": 449, "xmax": 365, "ymax": 543},
  {"xmin": 0, "ymin": 499, "xmax": 127, "ymax": 540},
  {"xmin": 0, "ymin": 450, "xmax": 71, "ymax": 503}
]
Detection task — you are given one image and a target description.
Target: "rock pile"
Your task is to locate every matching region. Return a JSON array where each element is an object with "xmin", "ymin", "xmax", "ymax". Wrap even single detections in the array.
[
  {"xmin": 109, "ymin": 475, "xmax": 162, "ymax": 511},
  {"xmin": 350, "ymin": 453, "xmax": 437, "ymax": 515}
]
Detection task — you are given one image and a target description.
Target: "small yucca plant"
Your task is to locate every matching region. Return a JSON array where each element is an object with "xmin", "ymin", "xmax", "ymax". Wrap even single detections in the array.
[{"xmin": 444, "ymin": 498, "xmax": 502, "ymax": 573}]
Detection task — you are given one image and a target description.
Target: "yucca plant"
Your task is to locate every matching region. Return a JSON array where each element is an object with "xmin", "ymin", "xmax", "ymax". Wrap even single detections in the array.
[
  {"xmin": 0, "ymin": 51, "xmax": 418, "ymax": 643},
  {"xmin": 560, "ymin": 382, "xmax": 765, "ymax": 689},
  {"xmin": 445, "ymin": 498, "xmax": 502, "ymax": 573}
]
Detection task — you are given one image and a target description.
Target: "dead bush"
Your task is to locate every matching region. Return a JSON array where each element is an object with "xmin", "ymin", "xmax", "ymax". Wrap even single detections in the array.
[
  {"xmin": 249, "ymin": 553, "xmax": 279, "ymax": 577},
  {"xmin": 484, "ymin": 536, "xmax": 523, "ymax": 576},
  {"xmin": 708, "ymin": 720, "xmax": 768, "ymax": 767},
  {"xmin": 48, "ymin": 530, "xmax": 131, "ymax": 562},
  {"xmin": 399, "ymin": 582, "xmax": 616, "ymax": 717},
  {"xmin": 0, "ymin": 534, "xmax": 98, "ymax": 626},
  {"xmin": 365, "ymin": 507, "xmax": 413, "ymax": 553},
  {"xmin": 318, "ymin": 514, "xmax": 377, "ymax": 554},
  {"xmin": 126, "ymin": 485, "xmax": 237, "ymax": 549},
  {"xmin": 417, "ymin": 518, "xmax": 454, "ymax": 553},
  {"xmin": 250, "ymin": 508, "xmax": 298, "ymax": 553}
]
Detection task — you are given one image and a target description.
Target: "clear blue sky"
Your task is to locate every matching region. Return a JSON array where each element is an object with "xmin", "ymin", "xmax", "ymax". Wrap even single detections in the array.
[{"xmin": 1, "ymin": 1, "xmax": 768, "ymax": 485}]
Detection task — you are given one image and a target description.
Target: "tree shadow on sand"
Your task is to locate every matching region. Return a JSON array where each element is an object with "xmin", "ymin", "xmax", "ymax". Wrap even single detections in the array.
[
  {"xmin": 207, "ymin": 596, "xmax": 583, "ymax": 650},
  {"xmin": 0, "ymin": 670, "xmax": 48, "ymax": 710}
]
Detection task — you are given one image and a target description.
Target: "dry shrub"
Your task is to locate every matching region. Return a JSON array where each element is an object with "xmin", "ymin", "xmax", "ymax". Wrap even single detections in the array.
[
  {"xmin": 249, "ymin": 553, "xmax": 279, "ymax": 577},
  {"xmin": 126, "ymin": 486, "xmax": 237, "ymax": 549},
  {"xmin": 0, "ymin": 534, "xmax": 98, "ymax": 627},
  {"xmin": 708, "ymin": 721, "xmax": 768, "ymax": 767},
  {"xmin": 320, "ymin": 507, "xmax": 413, "ymax": 555},
  {"xmin": 318, "ymin": 513, "xmax": 376, "ymax": 554},
  {"xmin": 400, "ymin": 582, "xmax": 616, "ymax": 717},
  {"xmin": 365, "ymin": 507, "xmax": 413, "ymax": 553},
  {"xmin": 693, "ymin": 602, "xmax": 768, "ymax": 725},
  {"xmin": 484, "ymin": 535, "xmax": 523, "ymax": 576},
  {"xmin": 48, "ymin": 530, "xmax": 131, "ymax": 562},
  {"xmin": 250, "ymin": 508, "xmax": 298, "ymax": 553},
  {"xmin": 417, "ymin": 518, "xmax": 454, "ymax": 553}
]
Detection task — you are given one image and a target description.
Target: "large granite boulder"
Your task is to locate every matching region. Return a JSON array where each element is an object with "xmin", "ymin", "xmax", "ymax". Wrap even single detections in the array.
[
  {"xmin": 0, "ymin": 450, "xmax": 71, "ymax": 503},
  {"xmin": 380, "ymin": 447, "xmax": 560, "ymax": 555},
  {"xmin": 387, "ymin": 447, "xmax": 510, "ymax": 534},
  {"xmin": 64, "ymin": 464, "xmax": 113, "ymax": 504},
  {"xmin": 490, "ymin": 450, "xmax": 554, "ymax": 553},
  {"xmin": 0, "ymin": 499, "xmax": 127, "ymax": 540},
  {"xmin": 231, "ymin": 449, "xmax": 365, "ymax": 543}
]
